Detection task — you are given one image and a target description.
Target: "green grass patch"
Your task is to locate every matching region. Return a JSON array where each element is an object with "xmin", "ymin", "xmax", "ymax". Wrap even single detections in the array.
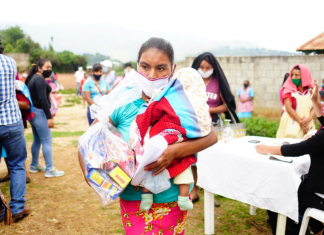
[
  {"xmin": 60, "ymin": 88, "xmax": 77, "ymax": 95},
  {"xmin": 65, "ymin": 96, "xmax": 82, "ymax": 105},
  {"xmin": 25, "ymin": 131, "xmax": 84, "ymax": 141}
]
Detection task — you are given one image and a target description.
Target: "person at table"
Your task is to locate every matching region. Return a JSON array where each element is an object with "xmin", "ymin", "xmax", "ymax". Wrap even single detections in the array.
[
  {"xmin": 276, "ymin": 65, "xmax": 315, "ymax": 139},
  {"xmin": 191, "ymin": 52, "xmax": 239, "ymax": 125},
  {"xmin": 82, "ymin": 64, "xmax": 110, "ymax": 126},
  {"xmin": 256, "ymin": 80, "xmax": 324, "ymax": 235},
  {"xmin": 237, "ymin": 80, "xmax": 254, "ymax": 118}
]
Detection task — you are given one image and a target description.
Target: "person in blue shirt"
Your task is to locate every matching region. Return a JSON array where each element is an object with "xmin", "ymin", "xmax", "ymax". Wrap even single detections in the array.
[
  {"xmin": 82, "ymin": 63, "xmax": 110, "ymax": 125},
  {"xmin": 78, "ymin": 37, "xmax": 218, "ymax": 234}
]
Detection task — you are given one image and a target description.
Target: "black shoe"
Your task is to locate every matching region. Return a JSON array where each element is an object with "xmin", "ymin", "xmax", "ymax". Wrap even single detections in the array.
[{"xmin": 192, "ymin": 195, "xmax": 200, "ymax": 203}]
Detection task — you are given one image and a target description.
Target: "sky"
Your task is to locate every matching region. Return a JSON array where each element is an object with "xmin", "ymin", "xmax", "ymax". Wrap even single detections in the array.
[{"xmin": 1, "ymin": 0, "xmax": 323, "ymax": 61}]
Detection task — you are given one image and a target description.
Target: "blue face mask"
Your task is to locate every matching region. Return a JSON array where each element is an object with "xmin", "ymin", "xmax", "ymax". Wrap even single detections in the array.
[
  {"xmin": 102, "ymin": 67, "xmax": 108, "ymax": 73},
  {"xmin": 322, "ymin": 84, "xmax": 324, "ymax": 88},
  {"xmin": 93, "ymin": 74, "xmax": 101, "ymax": 81}
]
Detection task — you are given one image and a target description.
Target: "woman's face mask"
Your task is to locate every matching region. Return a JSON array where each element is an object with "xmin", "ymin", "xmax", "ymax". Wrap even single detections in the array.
[
  {"xmin": 136, "ymin": 64, "xmax": 174, "ymax": 98},
  {"xmin": 198, "ymin": 68, "xmax": 214, "ymax": 79}
]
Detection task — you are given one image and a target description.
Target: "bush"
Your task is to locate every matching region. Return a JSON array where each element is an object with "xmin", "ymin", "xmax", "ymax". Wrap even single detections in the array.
[{"xmin": 240, "ymin": 117, "xmax": 280, "ymax": 138}]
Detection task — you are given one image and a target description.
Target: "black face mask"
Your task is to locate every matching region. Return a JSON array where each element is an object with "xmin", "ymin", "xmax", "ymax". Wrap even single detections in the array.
[
  {"xmin": 42, "ymin": 70, "xmax": 52, "ymax": 78},
  {"xmin": 243, "ymin": 84, "xmax": 248, "ymax": 88},
  {"xmin": 93, "ymin": 74, "xmax": 101, "ymax": 81}
]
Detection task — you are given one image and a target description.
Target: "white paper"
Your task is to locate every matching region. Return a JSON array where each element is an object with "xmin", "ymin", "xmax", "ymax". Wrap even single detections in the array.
[{"xmin": 131, "ymin": 135, "xmax": 168, "ymax": 186}]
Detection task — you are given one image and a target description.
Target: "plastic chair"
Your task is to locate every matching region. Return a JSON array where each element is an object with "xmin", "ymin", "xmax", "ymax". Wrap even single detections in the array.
[{"xmin": 299, "ymin": 208, "xmax": 324, "ymax": 235}]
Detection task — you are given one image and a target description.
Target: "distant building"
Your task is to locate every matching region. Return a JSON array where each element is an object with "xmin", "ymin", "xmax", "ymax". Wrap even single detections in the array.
[{"xmin": 297, "ymin": 32, "xmax": 324, "ymax": 54}]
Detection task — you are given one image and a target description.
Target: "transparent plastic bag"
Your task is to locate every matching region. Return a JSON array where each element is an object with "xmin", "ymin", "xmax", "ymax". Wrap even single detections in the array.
[
  {"xmin": 78, "ymin": 77, "xmax": 141, "ymax": 206},
  {"xmin": 141, "ymin": 170, "xmax": 171, "ymax": 194},
  {"xmin": 78, "ymin": 122, "xmax": 135, "ymax": 206}
]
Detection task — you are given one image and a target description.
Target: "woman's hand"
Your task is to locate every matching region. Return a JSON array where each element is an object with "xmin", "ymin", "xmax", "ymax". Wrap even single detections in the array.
[
  {"xmin": 48, "ymin": 118, "xmax": 54, "ymax": 128},
  {"xmin": 144, "ymin": 144, "xmax": 177, "ymax": 176},
  {"xmin": 299, "ymin": 116, "xmax": 311, "ymax": 128},
  {"xmin": 255, "ymin": 145, "xmax": 268, "ymax": 155}
]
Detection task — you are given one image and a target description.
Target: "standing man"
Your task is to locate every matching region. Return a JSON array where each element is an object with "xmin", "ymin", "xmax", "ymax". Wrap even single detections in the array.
[
  {"xmin": 123, "ymin": 62, "xmax": 136, "ymax": 80},
  {"xmin": 74, "ymin": 67, "xmax": 84, "ymax": 96},
  {"xmin": 100, "ymin": 60, "xmax": 116, "ymax": 90},
  {"xmin": 0, "ymin": 38, "xmax": 30, "ymax": 222}
]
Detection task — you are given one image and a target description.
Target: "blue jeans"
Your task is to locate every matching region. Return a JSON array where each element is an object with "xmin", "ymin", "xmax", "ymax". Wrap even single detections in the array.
[
  {"xmin": 87, "ymin": 107, "xmax": 95, "ymax": 126},
  {"xmin": 0, "ymin": 120, "xmax": 27, "ymax": 215},
  {"xmin": 76, "ymin": 82, "xmax": 81, "ymax": 96},
  {"xmin": 29, "ymin": 108, "xmax": 54, "ymax": 170}
]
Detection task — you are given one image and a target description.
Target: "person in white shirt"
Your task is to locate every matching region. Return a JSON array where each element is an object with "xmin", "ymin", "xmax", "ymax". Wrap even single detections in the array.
[
  {"xmin": 74, "ymin": 67, "xmax": 85, "ymax": 96},
  {"xmin": 124, "ymin": 62, "xmax": 137, "ymax": 81},
  {"xmin": 100, "ymin": 60, "xmax": 116, "ymax": 90}
]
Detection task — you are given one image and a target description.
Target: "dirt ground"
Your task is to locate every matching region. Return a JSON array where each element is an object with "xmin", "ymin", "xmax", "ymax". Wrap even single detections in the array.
[
  {"xmin": 0, "ymin": 93, "xmax": 272, "ymax": 234},
  {"xmin": 56, "ymin": 73, "xmax": 78, "ymax": 90}
]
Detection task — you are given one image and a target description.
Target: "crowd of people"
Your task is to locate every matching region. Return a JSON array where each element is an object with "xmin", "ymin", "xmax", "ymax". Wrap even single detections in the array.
[{"xmin": 1, "ymin": 35, "xmax": 324, "ymax": 235}]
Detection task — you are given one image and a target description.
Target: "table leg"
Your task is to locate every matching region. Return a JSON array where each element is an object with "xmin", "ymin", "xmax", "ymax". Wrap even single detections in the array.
[
  {"xmin": 276, "ymin": 213, "xmax": 287, "ymax": 235},
  {"xmin": 249, "ymin": 205, "xmax": 257, "ymax": 215},
  {"xmin": 204, "ymin": 189, "xmax": 215, "ymax": 235}
]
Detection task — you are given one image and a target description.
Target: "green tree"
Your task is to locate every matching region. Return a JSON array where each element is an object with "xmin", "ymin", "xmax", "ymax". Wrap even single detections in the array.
[{"xmin": 0, "ymin": 26, "xmax": 25, "ymax": 48}]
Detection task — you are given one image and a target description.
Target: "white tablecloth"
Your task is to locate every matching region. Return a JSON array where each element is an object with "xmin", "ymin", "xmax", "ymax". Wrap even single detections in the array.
[{"xmin": 197, "ymin": 136, "xmax": 310, "ymax": 222}]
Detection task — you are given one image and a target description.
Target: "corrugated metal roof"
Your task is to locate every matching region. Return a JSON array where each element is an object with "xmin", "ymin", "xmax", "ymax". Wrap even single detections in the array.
[{"xmin": 297, "ymin": 32, "xmax": 324, "ymax": 51}]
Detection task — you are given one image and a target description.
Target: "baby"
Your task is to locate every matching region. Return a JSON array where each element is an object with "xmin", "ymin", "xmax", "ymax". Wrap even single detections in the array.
[{"xmin": 129, "ymin": 68, "xmax": 211, "ymax": 212}]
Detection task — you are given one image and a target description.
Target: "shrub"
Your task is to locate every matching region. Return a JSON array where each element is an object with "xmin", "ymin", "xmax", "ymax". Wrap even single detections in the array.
[{"xmin": 240, "ymin": 117, "xmax": 280, "ymax": 138}]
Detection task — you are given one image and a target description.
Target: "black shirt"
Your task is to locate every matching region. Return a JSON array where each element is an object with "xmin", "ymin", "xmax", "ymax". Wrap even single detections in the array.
[
  {"xmin": 28, "ymin": 74, "xmax": 52, "ymax": 119},
  {"xmin": 281, "ymin": 116, "xmax": 324, "ymax": 194}
]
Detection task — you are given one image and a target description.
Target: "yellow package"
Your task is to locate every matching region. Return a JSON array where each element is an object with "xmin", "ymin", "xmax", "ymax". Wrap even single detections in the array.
[
  {"xmin": 89, "ymin": 170, "xmax": 104, "ymax": 186},
  {"xmin": 101, "ymin": 180, "xmax": 112, "ymax": 192},
  {"xmin": 109, "ymin": 166, "xmax": 131, "ymax": 188}
]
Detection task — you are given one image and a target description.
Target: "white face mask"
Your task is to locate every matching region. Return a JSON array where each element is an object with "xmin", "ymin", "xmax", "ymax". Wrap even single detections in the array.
[
  {"xmin": 198, "ymin": 68, "xmax": 214, "ymax": 79},
  {"xmin": 136, "ymin": 65, "xmax": 174, "ymax": 98},
  {"xmin": 22, "ymin": 73, "xmax": 28, "ymax": 78}
]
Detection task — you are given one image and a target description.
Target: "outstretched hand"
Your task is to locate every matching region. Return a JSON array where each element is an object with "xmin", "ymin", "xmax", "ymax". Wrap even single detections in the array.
[{"xmin": 310, "ymin": 79, "xmax": 318, "ymax": 102}]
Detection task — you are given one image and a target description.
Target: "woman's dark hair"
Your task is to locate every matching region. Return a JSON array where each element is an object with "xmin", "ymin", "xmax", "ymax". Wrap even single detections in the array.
[
  {"xmin": 124, "ymin": 62, "xmax": 132, "ymax": 69},
  {"xmin": 0, "ymin": 46, "xmax": 4, "ymax": 54},
  {"xmin": 25, "ymin": 58, "xmax": 50, "ymax": 86},
  {"xmin": 92, "ymin": 63, "xmax": 102, "ymax": 72},
  {"xmin": 293, "ymin": 66, "xmax": 300, "ymax": 70},
  {"xmin": 137, "ymin": 37, "xmax": 174, "ymax": 65},
  {"xmin": 202, "ymin": 56, "xmax": 212, "ymax": 66},
  {"xmin": 282, "ymin": 73, "xmax": 290, "ymax": 86}
]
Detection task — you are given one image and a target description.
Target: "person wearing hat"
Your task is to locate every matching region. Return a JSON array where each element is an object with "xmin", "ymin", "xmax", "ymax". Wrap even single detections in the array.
[
  {"xmin": 74, "ymin": 67, "xmax": 85, "ymax": 96},
  {"xmin": 100, "ymin": 60, "xmax": 116, "ymax": 89}
]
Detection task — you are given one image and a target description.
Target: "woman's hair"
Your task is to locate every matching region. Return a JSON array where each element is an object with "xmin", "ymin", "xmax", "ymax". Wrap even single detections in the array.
[
  {"xmin": 202, "ymin": 56, "xmax": 212, "ymax": 66},
  {"xmin": 25, "ymin": 58, "xmax": 50, "ymax": 86},
  {"xmin": 92, "ymin": 63, "xmax": 102, "ymax": 72},
  {"xmin": 0, "ymin": 46, "xmax": 4, "ymax": 54},
  {"xmin": 293, "ymin": 66, "xmax": 300, "ymax": 71},
  {"xmin": 137, "ymin": 37, "xmax": 174, "ymax": 66},
  {"xmin": 282, "ymin": 73, "xmax": 290, "ymax": 85}
]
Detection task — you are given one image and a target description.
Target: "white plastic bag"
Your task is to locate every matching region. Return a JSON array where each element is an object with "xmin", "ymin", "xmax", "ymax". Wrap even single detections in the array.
[
  {"xmin": 78, "ymin": 122, "xmax": 135, "ymax": 206},
  {"xmin": 141, "ymin": 170, "xmax": 171, "ymax": 194},
  {"xmin": 78, "ymin": 77, "xmax": 142, "ymax": 206}
]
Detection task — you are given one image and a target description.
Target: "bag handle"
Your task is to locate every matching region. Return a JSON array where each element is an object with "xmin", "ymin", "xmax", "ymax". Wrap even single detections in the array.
[{"xmin": 94, "ymin": 84, "xmax": 104, "ymax": 96}]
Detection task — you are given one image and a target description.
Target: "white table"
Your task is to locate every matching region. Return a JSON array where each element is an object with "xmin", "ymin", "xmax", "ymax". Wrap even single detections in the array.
[{"xmin": 197, "ymin": 136, "xmax": 310, "ymax": 235}]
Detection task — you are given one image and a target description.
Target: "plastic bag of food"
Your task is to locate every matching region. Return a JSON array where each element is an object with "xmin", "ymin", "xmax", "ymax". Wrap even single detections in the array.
[
  {"xmin": 78, "ymin": 122, "xmax": 135, "ymax": 206},
  {"xmin": 78, "ymin": 76, "xmax": 141, "ymax": 206}
]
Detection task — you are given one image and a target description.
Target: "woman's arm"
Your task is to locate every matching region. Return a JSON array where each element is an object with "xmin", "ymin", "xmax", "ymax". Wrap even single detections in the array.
[
  {"xmin": 255, "ymin": 145, "xmax": 282, "ymax": 155},
  {"xmin": 83, "ymin": 91, "xmax": 94, "ymax": 106},
  {"xmin": 284, "ymin": 98, "xmax": 302, "ymax": 123},
  {"xmin": 36, "ymin": 78, "xmax": 52, "ymax": 119},
  {"xmin": 145, "ymin": 126, "xmax": 218, "ymax": 176},
  {"xmin": 209, "ymin": 93, "xmax": 228, "ymax": 114}
]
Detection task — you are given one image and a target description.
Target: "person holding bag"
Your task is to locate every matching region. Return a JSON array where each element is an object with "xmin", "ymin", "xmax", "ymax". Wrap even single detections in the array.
[{"xmin": 82, "ymin": 64, "xmax": 110, "ymax": 125}]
